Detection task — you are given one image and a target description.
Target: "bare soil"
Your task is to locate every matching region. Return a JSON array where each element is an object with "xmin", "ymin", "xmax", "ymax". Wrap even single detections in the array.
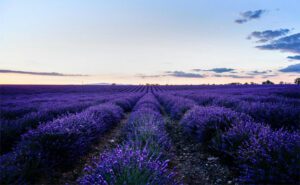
[{"xmin": 164, "ymin": 117, "xmax": 238, "ymax": 185}]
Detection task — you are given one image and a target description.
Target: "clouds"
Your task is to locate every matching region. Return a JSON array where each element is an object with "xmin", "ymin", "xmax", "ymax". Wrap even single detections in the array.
[
  {"xmin": 136, "ymin": 74, "xmax": 162, "ymax": 79},
  {"xmin": 247, "ymin": 70, "xmax": 272, "ymax": 75},
  {"xmin": 235, "ymin": 9, "xmax": 266, "ymax": 24},
  {"xmin": 248, "ymin": 29, "xmax": 290, "ymax": 43},
  {"xmin": 137, "ymin": 71, "xmax": 205, "ymax": 79},
  {"xmin": 207, "ymin": 68, "xmax": 235, "ymax": 73},
  {"xmin": 287, "ymin": 55, "xmax": 300, "ymax": 60},
  {"xmin": 261, "ymin": 74, "xmax": 279, "ymax": 78},
  {"xmin": 165, "ymin": 71, "xmax": 205, "ymax": 78},
  {"xmin": 279, "ymin": 63, "xmax": 300, "ymax": 73},
  {"xmin": 137, "ymin": 68, "xmax": 276, "ymax": 80},
  {"xmin": 193, "ymin": 68, "xmax": 235, "ymax": 73},
  {"xmin": 256, "ymin": 33, "xmax": 300, "ymax": 54},
  {"xmin": 0, "ymin": 69, "xmax": 88, "ymax": 76},
  {"xmin": 254, "ymin": 33, "xmax": 300, "ymax": 63},
  {"xmin": 238, "ymin": 9, "xmax": 299, "ymax": 64},
  {"xmin": 213, "ymin": 74, "xmax": 254, "ymax": 79}
]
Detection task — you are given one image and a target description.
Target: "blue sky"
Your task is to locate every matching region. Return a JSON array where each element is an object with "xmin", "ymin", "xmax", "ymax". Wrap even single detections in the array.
[{"xmin": 0, "ymin": 0, "xmax": 299, "ymax": 84}]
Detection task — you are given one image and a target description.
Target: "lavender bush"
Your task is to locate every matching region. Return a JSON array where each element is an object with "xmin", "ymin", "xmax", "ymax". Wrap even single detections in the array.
[
  {"xmin": 180, "ymin": 106, "xmax": 251, "ymax": 145},
  {"xmin": 237, "ymin": 129, "xmax": 300, "ymax": 184},
  {"xmin": 125, "ymin": 109, "xmax": 171, "ymax": 157},
  {"xmin": 125, "ymin": 94, "xmax": 171, "ymax": 158},
  {"xmin": 156, "ymin": 94, "xmax": 196, "ymax": 120},
  {"xmin": 237, "ymin": 101, "xmax": 300, "ymax": 129},
  {"xmin": 78, "ymin": 145, "xmax": 178, "ymax": 185},
  {"xmin": 216, "ymin": 121, "xmax": 270, "ymax": 159}
]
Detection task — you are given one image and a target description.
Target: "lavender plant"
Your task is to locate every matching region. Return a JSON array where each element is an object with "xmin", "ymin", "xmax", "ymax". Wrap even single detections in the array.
[
  {"xmin": 180, "ymin": 106, "xmax": 251, "ymax": 145},
  {"xmin": 78, "ymin": 145, "xmax": 178, "ymax": 185},
  {"xmin": 237, "ymin": 129, "xmax": 300, "ymax": 184}
]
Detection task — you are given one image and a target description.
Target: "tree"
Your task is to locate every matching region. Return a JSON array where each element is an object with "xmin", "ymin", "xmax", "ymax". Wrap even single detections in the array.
[
  {"xmin": 262, "ymin": 80, "xmax": 274, "ymax": 85},
  {"xmin": 295, "ymin": 78, "xmax": 300, "ymax": 85}
]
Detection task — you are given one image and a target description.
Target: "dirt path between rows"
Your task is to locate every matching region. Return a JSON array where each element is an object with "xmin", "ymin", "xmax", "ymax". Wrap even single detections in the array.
[
  {"xmin": 41, "ymin": 114, "xmax": 130, "ymax": 185},
  {"xmin": 164, "ymin": 116, "xmax": 236, "ymax": 185}
]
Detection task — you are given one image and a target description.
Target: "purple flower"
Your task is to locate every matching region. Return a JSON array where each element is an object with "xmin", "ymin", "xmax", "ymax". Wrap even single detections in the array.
[
  {"xmin": 78, "ymin": 145, "xmax": 179, "ymax": 185},
  {"xmin": 180, "ymin": 106, "xmax": 251, "ymax": 144}
]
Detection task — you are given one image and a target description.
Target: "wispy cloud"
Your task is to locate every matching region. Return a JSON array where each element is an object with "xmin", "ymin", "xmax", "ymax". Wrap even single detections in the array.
[
  {"xmin": 256, "ymin": 33, "xmax": 300, "ymax": 54},
  {"xmin": 247, "ymin": 29, "xmax": 290, "ymax": 43},
  {"xmin": 247, "ymin": 70, "xmax": 272, "ymax": 75},
  {"xmin": 136, "ymin": 71, "xmax": 206, "ymax": 79},
  {"xmin": 235, "ymin": 9, "xmax": 266, "ymax": 24},
  {"xmin": 165, "ymin": 71, "xmax": 205, "ymax": 78},
  {"xmin": 0, "ymin": 69, "xmax": 89, "ymax": 76},
  {"xmin": 279, "ymin": 63, "xmax": 300, "ymax": 73},
  {"xmin": 261, "ymin": 74, "xmax": 279, "ymax": 78},
  {"xmin": 213, "ymin": 74, "xmax": 254, "ymax": 79},
  {"xmin": 136, "ymin": 74, "xmax": 162, "ymax": 78},
  {"xmin": 193, "ymin": 68, "xmax": 235, "ymax": 73},
  {"xmin": 287, "ymin": 55, "xmax": 300, "ymax": 60}
]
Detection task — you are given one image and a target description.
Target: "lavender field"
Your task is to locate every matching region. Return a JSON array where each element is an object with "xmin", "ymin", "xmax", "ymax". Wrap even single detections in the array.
[{"xmin": 0, "ymin": 85, "xmax": 299, "ymax": 185}]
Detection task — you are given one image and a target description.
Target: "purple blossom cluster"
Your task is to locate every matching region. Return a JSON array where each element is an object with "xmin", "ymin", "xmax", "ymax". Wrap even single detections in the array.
[
  {"xmin": 78, "ymin": 145, "xmax": 177, "ymax": 185},
  {"xmin": 125, "ymin": 94, "xmax": 171, "ymax": 157},
  {"xmin": 237, "ymin": 129, "xmax": 300, "ymax": 183},
  {"xmin": 0, "ymin": 94, "xmax": 141, "ymax": 184},
  {"xmin": 236, "ymin": 101, "xmax": 300, "ymax": 129},
  {"xmin": 180, "ymin": 106, "xmax": 251, "ymax": 145},
  {"xmin": 156, "ymin": 94, "xmax": 197, "ymax": 120},
  {"xmin": 0, "ymin": 101, "xmax": 95, "ymax": 154},
  {"xmin": 78, "ymin": 94, "xmax": 179, "ymax": 184}
]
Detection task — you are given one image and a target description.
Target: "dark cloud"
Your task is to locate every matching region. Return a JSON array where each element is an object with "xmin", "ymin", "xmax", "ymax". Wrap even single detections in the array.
[
  {"xmin": 287, "ymin": 55, "xmax": 300, "ymax": 60},
  {"xmin": 136, "ymin": 74, "xmax": 162, "ymax": 78},
  {"xmin": 192, "ymin": 68, "xmax": 235, "ymax": 73},
  {"xmin": 235, "ymin": 19, "xmax": 248, "ymax": 24},
  {"xmin": 279, "ymin": 63, "xmax": 300, "ymax": 73},
  {"xmin": 248, "ymin": 29, "xmax": 290, "ymax": 42},
  {"xmin": 208, "ymin": 68, "xmax": 235, "ymax": 73},
  {"xmin": 0, "ymin": 69, "xmax": 88, "ymax": 76},
  {"xmin": 247, "ymin": 70, "xmax": 272, "ymax": 75},
  {"xmin": 213, "ymin": 74, "xmax": 254, "ymax": 79},
  {"xmin": 235, "ymin": 9, "xmax": 266, "ymax": 24},
  {"xmin": 192, "ymin": 69, "xmax": 202, "ymax": 72},
  {"xmin": 256, "ymin": 33, "xmax": 300, "ymax": 54},
  {"xmin": 165, "ymin": 71, "xmax": 205, "ymax": 78},
  {"xmin": 261, "ymin": 74, "xmax": 279, "ymax": 78}
]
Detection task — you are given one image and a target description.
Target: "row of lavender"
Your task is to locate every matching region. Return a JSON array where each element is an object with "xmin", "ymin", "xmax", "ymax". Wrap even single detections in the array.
[
  {"xmin": 0, "ymin": 85, "xmax": 164, "ymax": 96},
  {"xmin": 156, "ymin": 93, "xmax": 300, "ymax": 184},
  {"xmin": 0, "ymin": 85, "xmax": 163, "ymax": 154},
  {"xmin": 1, "ymin": 93, "xmax": 115, "ymax": 154},
  {"xmin": 77, "ymin": 93, "xmax": 179, "ymax": 184},
  {"xmin": 173, "ymin": 89, "xmax": 300, "ymax": 130},
  {"xmin": 0, "ymin": 85, "xmax": 162, "ymax": 122},
  {"xmin": 0, "ymin": 93, "xmax": 142, "ymax": 184}
]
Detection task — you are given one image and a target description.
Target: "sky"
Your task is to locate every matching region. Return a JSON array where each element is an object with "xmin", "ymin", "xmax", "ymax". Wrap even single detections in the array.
[{"xmin": 0, "ymin": 0, "xmax": 299, "ymax": 84}]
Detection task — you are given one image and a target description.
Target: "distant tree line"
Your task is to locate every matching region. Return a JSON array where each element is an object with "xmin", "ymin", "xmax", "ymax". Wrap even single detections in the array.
[{"xmin": 143, "ymin": 78, "xmax": 300, "ymax": 86}]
